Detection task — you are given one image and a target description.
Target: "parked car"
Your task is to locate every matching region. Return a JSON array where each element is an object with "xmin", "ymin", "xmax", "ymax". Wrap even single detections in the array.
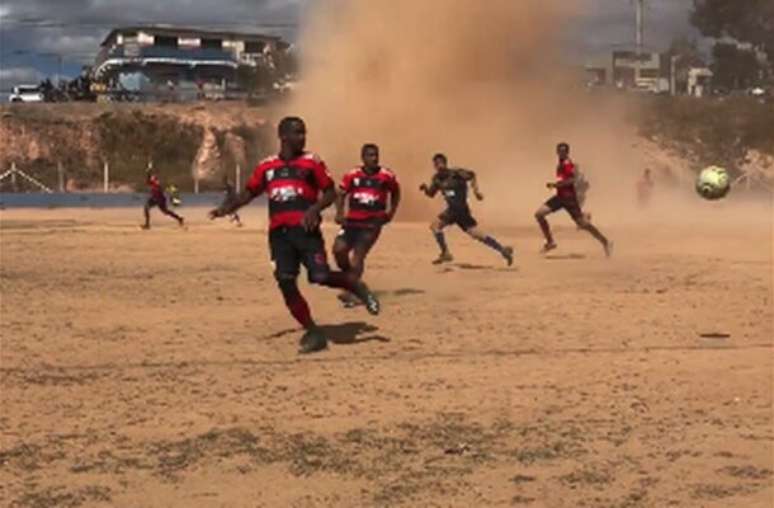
[{"xmin": 9, "ymin": 84, "xmax": 44, "ymax": 103}]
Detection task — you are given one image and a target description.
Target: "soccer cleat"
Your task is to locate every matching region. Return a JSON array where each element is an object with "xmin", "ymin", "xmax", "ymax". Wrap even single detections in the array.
[
  {"xmin": 502, "ymin": 246, "xmax": 514, "ymax": 267},
  {"xmin": 432, "ymin": 252, "xmax": 453, "ymax": 265},
  {"xmin": 299, "ymin": 328, "xmax": 328, "ymax": 354},
  {"xmin": 540, "ymin": 242, "xmax": 557, "ymax": 254},
  {"xmin": 351, "ymin": 282, "xmax": 380, "ymax": 315}
]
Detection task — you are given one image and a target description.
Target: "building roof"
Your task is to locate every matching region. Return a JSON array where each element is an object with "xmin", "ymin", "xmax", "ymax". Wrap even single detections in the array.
[{"xmin": 100, "ymin": 25, "xmax": 284, "ymax": 47}]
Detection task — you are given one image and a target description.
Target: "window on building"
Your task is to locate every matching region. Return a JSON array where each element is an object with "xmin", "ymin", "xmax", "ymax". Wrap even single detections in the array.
[
  {"xmin": 639, "ymin": 69, "xmax": 660, "ymax": 79},
  {"xmin": 201, "ymin": 38, "xmax": 223, "ymax": 50},
  {"xmin": 155, "ymin": 35, "xmax": 178, "ymax": 48},
  {"xmin": 244, "ymin": 41, "xmax": 266, "ymax": 54}
]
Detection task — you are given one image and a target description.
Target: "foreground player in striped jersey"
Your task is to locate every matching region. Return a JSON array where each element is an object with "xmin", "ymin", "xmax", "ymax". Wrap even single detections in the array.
[
  {"xmin": 333, "ymin": 144, "xmax": 401, "ymax": 307},
  {"xmin": 210, "ymin": 117, "xmax": 379, "ymax": 354}
]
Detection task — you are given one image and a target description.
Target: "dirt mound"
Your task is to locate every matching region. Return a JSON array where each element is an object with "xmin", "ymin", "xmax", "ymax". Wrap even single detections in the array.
[{"xmin": 0, "ymin": 103, "xmax": 274, "ymax": 192}]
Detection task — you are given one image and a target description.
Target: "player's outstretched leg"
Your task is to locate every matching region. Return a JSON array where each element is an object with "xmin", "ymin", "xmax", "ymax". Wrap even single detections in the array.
[
  {"xmin": 158, "ymin": 201, "xmax": 185, "ymax": 227},
  {"xmin": 332, "ymin": 234, "xmax": 358, "ymax": 308},
  {"xmin": 430, "ymin": 219, "xmax": 452, "ymax": 264},
  {"xmin": 313, "ymin": 270, "xmax": 380, "ymax": 315},
  {"xmin": 465, "ymin": 226, "xmax": 514, "ymax": 266},
  {"xmin": 333, "ymin": 228, "xmax": 381, "ymax": 307},
  {"xmin": 142, "ymin": 201, "xmax": 152, "ymax": 230},
  {"xmin": 276, "ymin": 275, "xmax": 327, "ymax": 354},
  {"xmin": 535, "ymin": 205, "xmax": 557, "ymax": 253},
  {"xmin": 575, "ymin": 216, "xmax": 613, "ymax": 257}
]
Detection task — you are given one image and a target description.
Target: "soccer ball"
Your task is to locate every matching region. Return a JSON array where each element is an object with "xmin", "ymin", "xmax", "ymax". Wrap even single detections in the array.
[{"xmin": 695, "ymin": 166, "xmax": 730, "ymax": 200}]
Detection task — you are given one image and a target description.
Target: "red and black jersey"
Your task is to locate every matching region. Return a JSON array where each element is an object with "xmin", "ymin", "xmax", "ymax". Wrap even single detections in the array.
[
  {"xmin": 556, "ymin": 159, "xmax": 577, "ymax": 200},
  {"xmin": 147, "ymin": 174, "xmax": 164, "ymax": 198},
  {"xmin": 339, "ymin": 166, "xmax": 399, "ymax": 225},
  {"xmin": 246, "ymin": 152, "xmax": 334, "ymax": 230}
]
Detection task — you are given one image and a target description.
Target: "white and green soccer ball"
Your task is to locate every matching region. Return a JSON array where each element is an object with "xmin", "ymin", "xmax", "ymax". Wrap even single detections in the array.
[{"xmin": 695, "ymin": 165, "xmax": 731, "ymax": 200}]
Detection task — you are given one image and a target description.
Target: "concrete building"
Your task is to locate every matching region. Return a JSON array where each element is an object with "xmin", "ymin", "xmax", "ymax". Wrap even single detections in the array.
[
  {"xmin": 584, "ymin": 47, "xmax": 671, "ymax": 94},
  {"xmin": 92, "ymin": 25, "xmax": 289, "ymax": 99}
]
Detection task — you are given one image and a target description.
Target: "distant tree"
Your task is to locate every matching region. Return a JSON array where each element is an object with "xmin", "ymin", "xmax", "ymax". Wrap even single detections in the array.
[
  {"xmin": 667, "ymin": 37, "xmax": 706, "ymax": 69},
  {"xmin": 691, "ymin": 0, "xmax": 774, "ymax": 61},
  {"xmin": 711, "ymin": 42, "xmax": 760, "ymax": 90}
]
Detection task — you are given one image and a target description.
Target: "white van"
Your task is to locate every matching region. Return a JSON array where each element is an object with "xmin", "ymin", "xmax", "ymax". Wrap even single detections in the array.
[{"xmin": 9, "ymin": 85, "xmax": 44, "ymax": 103}]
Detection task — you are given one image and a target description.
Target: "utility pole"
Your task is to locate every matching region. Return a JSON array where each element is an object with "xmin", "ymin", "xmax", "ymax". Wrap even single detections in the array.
[
  {"xmin": 635, "ymin": 0, "xmax": 644, "ymax": 51},
  {"xmin": 634, "ymin": 0, "xmax": 645, "ymax": 86}
]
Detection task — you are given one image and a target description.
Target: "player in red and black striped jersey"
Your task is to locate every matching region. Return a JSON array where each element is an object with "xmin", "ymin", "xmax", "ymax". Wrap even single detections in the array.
[
  {"xmin": 209, "ymin": 117, "xmax": 380, "ymax": 354},
  {"xmin": 534, "ymin": 142, "xmax": 612, "ymax": 256},
  {"xmin": 141, "ymin": 170, "xmax": 184, "ymax": 230},
  {"xmin": 333, "ymin": 144, "xmax": 401, "ymax": 307}
]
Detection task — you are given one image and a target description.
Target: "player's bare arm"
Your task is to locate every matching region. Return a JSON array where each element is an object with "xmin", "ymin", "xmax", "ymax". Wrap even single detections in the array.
[
  {"xmin": 420, "ymin": 180, "xmax": 439, "ymax": 197},
  {"xmin": 386, "ymin": 185, "xmax": 401, "ymax": 222},
  {"xmin": 302, "ymin": 185, "xmax": 336, "ymax": 231},
  {"xmin": 210, "ymin": 188, "xmax": 257, "ymax": 219},
  {"xmin": 468, "ymin": 173, "xmax": 484, "ymax": 200},
  {"xmin": 334, "ymin": 188, "xmax": 348, "ymax": 225},
  {"xmin": 547, "ymin": 177, "xmax": 576, "ymax": 189}
]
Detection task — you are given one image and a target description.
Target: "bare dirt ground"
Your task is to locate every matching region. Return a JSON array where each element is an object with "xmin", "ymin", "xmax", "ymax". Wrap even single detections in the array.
[{"xmin": 1, "ymin": 205, "xmax": 772, "ymax": 507}]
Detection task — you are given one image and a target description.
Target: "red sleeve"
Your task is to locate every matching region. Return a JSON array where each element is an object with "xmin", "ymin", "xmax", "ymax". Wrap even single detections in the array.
[
  {"xmin": 312, "ymin": 158, "xmax": 334, "ymax": 190},
  {"xmin": 339, "ymin": 172, "xmax": 353, "ymax": 193},
  {"xmin": 245, "ymin": 164, "xmax": 266, "ymax": 194},
  {"xmin": 560, "ymin": 161, "xmax": 575, "ymax": 181}
]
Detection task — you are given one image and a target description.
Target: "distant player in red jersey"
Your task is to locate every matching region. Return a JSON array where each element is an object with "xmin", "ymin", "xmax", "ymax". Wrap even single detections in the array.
[
  {"xmin": 534, "ymin": 142, "xmax": 612, "ymax": 256},
  {"xmin": 420, "ymin": 153, "xmax": 513, "ymax": 266},
  {"xmin": 142, "ymin": 169, "xmax": 184, "ymax": 229},
  {"xmin": 209, "ymin": 117, "xmax": 380, "ymax": 354},
  {"xmin": 333, "ymin": 144, "xmax": 401, "ymax": 307}
]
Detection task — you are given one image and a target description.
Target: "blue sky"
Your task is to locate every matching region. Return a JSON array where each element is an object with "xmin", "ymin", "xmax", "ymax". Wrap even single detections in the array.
[{"xmin": 0, "ymin": 0, "xmax": 701, "ymax": 90}]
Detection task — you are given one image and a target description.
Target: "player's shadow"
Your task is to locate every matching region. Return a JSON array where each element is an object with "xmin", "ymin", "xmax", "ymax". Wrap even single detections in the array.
[
  {"xmin": 320, "ymin": 321, "xmax": 391, "ymax": 346},
  {"xmin": 446, "ymin": 263, "xmax": 516, "ymax": 272},
  {"xmin": 543, "ymin": 253, "xmax": 586, "ymax": 260},
  {"xmin": 262, "ymin": 322, "xmax": 390, "ymax": 346},
  {"xmin": 375, "ymin": 288, "xmax": 426, "ymax": 298}
]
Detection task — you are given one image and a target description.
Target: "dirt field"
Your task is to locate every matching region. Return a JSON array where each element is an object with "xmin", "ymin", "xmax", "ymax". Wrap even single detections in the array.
[{"xmin": 1, "ymin": 205, "xmax": 772, "ymax": 507}]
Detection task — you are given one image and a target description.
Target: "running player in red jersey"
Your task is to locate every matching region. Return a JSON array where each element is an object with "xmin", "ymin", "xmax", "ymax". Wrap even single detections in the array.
[
  {"xmin": 142, "ymin": 169, "xmax": 184, "ymax": 229},
  {"xmin": 534, "ymin": 142, "xmax": 612, "ymax": 256},
  {"xmin": 209, "ymin": 117, "xmax": 380, "ymax": 354},
  {"xmin": 333, "ymin": 144, "xmax": 401, "ymax": 307},
  {"xmin": 420, "ymin": 153, "xmax": 513, "ymax": 266}
]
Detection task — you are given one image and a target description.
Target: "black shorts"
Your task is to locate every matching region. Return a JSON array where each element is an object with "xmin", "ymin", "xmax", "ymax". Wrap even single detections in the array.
[
  {"xmin": 336, "ymin": 224, "xmax": 382, "ymax": 250},
  {"xmin": 269, "ymin": 226, "xmax": 330, "ymax": 281},
  {"xmin": 545, "ymin": 195, "xmax": 583, "ymax": 221},
  {"xmin": 147, "ymin": 194, "xmax": 168, "ymax": 210},
  {"xmin": 439, "ymin": 207, "xmax": 477, "ymax": 231}
]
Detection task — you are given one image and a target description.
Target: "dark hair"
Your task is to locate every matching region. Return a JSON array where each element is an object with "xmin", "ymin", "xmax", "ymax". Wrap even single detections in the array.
[
  {"xmin": 432, "ymin": 153, "xmax": 447, "ymax": 164},
  {"xmin": 557, "ymin": 142, "xmax": 570, "ymax": 151},
  {"xmin": 278, "ymin": 116, "xmax": 304, "ymax": 137},
  {"xmin": 361, "ymin": 143, "xmax": 379, "ymax": 156}
]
